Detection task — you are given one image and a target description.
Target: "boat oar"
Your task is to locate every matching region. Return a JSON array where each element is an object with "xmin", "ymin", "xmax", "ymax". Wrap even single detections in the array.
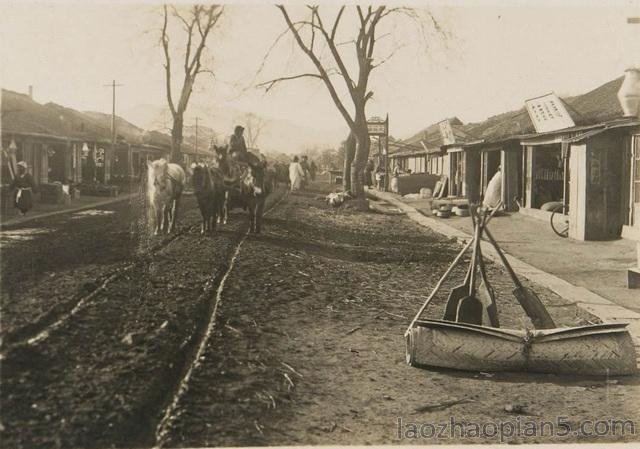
[
  {"xmin": 484, "ymin": 228, "xmax": 556, "ymax": 329},
  {"xmin": 455, "ymin": 207, "xmax": 484, "ymax": 325},
  {"xmin": 476, "ymin": 207, "xmax": 500, "ymax": 327},
  {"xmin": 405, "ymin": 238, "xmax": 473, "ymax": 336},
  {"xmin": 476, "ymin": 237, "xmax": 500, "ymax": 327}
]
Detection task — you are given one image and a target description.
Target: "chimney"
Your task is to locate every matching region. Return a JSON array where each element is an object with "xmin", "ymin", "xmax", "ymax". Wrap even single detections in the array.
[
  {"xmin": 28, "ymin": 85, "xmax": 33, "ymax": 100},
  {"xmin": 617, "ymin": 67, "xmax": 640, "ymax": 117}
]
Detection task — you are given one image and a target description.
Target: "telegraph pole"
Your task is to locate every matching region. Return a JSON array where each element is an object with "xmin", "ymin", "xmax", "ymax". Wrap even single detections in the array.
[
  {"xmin": 195, "ymin": 117, "xmax": 199, "ymax": 162},
  {"xmin": 103, "ymin": 80, "xmax": 123, "ymax": 182}
]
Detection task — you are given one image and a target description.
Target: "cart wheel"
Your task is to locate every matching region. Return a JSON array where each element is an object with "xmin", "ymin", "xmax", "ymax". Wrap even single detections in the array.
[{"xmin": 550, "ymin": 208, "xmax": 569, "ymax": 238}]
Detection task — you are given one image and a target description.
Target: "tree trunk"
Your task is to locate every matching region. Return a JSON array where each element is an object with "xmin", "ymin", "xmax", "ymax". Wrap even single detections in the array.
[
  {"xmin": 351, "ymin": 113, "xmax": 370, "ymax": 201},
  {"xmin": 171, "ymin": 114, "xmax": 184, "ymax": 164},
  {"xmin": 343, "ymin": 132, "xmax": 356, "ymax": 192}
]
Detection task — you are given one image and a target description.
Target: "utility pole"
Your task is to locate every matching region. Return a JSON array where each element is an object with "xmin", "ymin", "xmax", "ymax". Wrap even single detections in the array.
[
  {"xmin": 103, "ymin": 80, "xmax": 123, "ymax": 182},
  {"xmin": 195, "ymin": 117, "xmax": 199, "ymax": 162}
]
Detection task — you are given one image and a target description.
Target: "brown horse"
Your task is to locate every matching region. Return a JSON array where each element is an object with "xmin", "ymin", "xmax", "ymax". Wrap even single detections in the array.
[
  {"xmin": 147, "ymin": 159, "xmax": 185, "ymax": 235},
  {"xmin": 191, "ymin": 163, "xmax": 225, "ymax": 234},
  {"xmin": 213, "ymin": 145, "xmax": 268, "ymax": 234}
]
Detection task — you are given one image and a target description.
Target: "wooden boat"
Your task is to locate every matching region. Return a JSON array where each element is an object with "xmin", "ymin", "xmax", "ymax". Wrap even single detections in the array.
[{"xmin": 406, "ymin": 319, "xmax": 637, "ymax": 376}]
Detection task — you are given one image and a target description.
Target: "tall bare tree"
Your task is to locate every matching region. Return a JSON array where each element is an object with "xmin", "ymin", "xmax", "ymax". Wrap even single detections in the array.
[
  {"xmin": 240, "ymin": 113, "xmax": 267, "ymax": 149},
  {"xmin": 259, "ymin": 5, "xmax": 443, "ymax": 201},
  {"xmin": 161, "ymin": 4, "xmax": 223, "ymax": 163}
]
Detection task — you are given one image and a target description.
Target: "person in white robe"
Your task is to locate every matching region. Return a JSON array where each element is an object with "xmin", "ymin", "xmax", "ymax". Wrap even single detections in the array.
[
  {"xmin": 289, "ymin": 156, "xmax": 305, "ymax": 191},
  {"xmin": 483, "ymin": 165, "xmax": 502, "ymax": 208}
]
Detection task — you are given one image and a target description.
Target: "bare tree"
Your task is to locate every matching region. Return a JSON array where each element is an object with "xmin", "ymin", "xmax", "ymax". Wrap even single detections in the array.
[
  {"xmin": 258, "ymin": 5, "xmax": 444, "ymax": 202},
  {"xmin": 240, "ymin": 113, "xmax": 267, "ymax": 149},
  {"xmin": 161, "ymin": 4, "xmax": 223, "ymax": 163}
]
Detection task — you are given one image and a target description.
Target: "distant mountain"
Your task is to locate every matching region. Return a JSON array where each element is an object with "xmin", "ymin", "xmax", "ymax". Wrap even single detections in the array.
[{"xmin": 120, "ymin": 103, "xmax": 343, "ymax": 154}]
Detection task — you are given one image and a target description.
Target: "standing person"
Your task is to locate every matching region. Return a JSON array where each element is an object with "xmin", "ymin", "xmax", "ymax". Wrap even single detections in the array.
[
  {"xmin": 11, "ymin": 161, "xmax": 36, "ymax": 215},
  {"xmin": 309, "ymin": 160, "xmax": 317, "ymax": 182},
  {"xmin": 300, "ymin": 155, "xmax": 310, "ymax": 189},
  {"xmin": 483, "ymin": 165, "xmax": 502, "ymax": 208},
  {"xmin": 289, "ymin": 156, "xmax": 305, "ymax": 191},
  {"xmin": 364, "ymin": 159, "xmax": 374, "ymax": 188},
  {"xmin": 374, "ymin": 161, "xmax": 385, "ymax": 190},
  {"xmin": 390, "ymin": 161, "xmax": 403, "ymax": 193}
]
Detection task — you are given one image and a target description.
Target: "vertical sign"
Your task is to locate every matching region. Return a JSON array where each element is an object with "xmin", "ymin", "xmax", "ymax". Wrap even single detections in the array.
[{"xmin": 438, "ymin": 119, "xmax": 456, "ymax": 145}]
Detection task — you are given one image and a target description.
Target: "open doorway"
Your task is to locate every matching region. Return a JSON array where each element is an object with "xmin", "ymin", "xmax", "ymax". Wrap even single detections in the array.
[{"xmin": 529, "ymin": 144, "xmax": 565, "ymax": 209}]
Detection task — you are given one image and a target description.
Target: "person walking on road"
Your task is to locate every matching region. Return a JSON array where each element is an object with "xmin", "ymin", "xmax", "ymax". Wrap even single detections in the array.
[
  {"xmin": 11, "ymin": 161, "xmax": 36, "ymax": 215},
  {"xmin": 289, "ymin": 156, "xmax": 305, "ymax": 191},
  {"xmin": 364, "ymin": 159, "xmax": 374, "ymax": 188},
  {"xmin": 300, "ymin": 155, "xmax": 310, "ymax": 189},
  {"xmin": 309, "ymin": 160, "xmax": 317, "ymax": 182}
]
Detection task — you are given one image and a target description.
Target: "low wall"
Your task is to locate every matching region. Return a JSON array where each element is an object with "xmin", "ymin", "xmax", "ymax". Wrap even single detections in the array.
[{"xmin": 394, "ymin": 173, "xmax": 440, "ymax": 196}]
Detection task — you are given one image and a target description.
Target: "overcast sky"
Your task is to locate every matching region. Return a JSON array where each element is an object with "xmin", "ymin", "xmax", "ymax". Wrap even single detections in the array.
[{"xmin": 1, "ymin": 0, "xmax": 640, "ymax": 146}]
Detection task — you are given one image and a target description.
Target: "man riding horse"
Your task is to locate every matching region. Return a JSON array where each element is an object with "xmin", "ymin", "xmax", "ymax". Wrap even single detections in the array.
[{"xmin": 229, "ymin": 125, "xmax": 263, "ymax": 169}]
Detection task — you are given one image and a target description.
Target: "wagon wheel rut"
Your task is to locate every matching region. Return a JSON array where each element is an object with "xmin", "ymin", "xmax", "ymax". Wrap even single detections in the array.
[
  {"xmin": 0, "ymin": 213, "xmax": 200, "ymax": 357},
  {"xmin": 152, "ymin": 191, "xmax": 288, "ymax": 448},
  {"xmin": 0, "ymin": 187, "xmax": 288, "ymax": 448}
]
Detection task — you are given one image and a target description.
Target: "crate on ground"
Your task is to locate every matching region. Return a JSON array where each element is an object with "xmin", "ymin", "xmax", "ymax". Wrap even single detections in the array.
[{"xmin": 40, "ymin": 183, "xmax": 72, "ymax": 204}]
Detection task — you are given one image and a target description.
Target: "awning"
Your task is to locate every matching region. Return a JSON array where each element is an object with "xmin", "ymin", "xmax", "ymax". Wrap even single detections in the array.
[
  {"xmin": 520, "ymin": 118, "xmax": 640, "ymax": 146},
  {"xmin": 563, "ymin": 120, "xmax": 640, "ymax": 143}
]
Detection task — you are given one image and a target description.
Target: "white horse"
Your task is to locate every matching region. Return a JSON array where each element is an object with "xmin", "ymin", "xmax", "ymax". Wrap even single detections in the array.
[{"xmin": 147, "ymin": 159, "xmax": 186, "ymax": 235}]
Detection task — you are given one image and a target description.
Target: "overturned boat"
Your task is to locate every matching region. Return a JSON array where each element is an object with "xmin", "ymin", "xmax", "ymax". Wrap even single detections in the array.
[
  {"xmin": 406, "ymin": 319, "xmax": 637, "ymax": 376},
  {"xmin": 405, "ymin": 204, "xmax": 638, "ymax": 377}
]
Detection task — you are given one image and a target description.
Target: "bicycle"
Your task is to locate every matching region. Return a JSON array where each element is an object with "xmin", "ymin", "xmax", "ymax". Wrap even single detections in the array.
[
  {"xmin": 550, "ymin": 203, "xmax": 569, "ymax": 238},
  {"xmin": 514, "ymin": 196, "xmax": 569, "ymax": 238}
]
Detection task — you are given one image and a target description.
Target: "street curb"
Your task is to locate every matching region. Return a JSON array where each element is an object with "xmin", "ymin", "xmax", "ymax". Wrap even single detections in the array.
[
  {"xmin": 1, "ymin": 193, "xmax": 139, "ymax": 229},
  {"xmin": 367, "ymin": 189, "xmax": 640, "ymax": 351}
]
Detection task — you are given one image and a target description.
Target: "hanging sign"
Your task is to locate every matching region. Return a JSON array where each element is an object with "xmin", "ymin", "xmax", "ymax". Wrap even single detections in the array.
[
  {"xmin": 525, "ymin": 93, "xmax": 575, "ymax": 133},
  {"xmin": 367, "ymin": 117, "xmax": 387, "ymax": 136}
]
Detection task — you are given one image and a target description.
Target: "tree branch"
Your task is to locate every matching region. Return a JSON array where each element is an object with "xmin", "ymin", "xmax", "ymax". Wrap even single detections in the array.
[
  {"xmin": 161, "ymin": 5, "xmax": 176, "ymax": 116},
  {"xmin": 331, "ymin": 6, "xmax": 345, "ymax": 40},
  {"xmin": 276, "ymin": 4, "xmax": 355, "ymax": 129},
  {"xmin": 256, "ymin": 73, "xmax": 322, "ymax": 93},
  {"xmin": 312, "ymin": 8, "xmax": 355, "ymax": 93}
]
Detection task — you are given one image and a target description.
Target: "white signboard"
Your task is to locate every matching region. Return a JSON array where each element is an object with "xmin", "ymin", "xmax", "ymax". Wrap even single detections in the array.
[
  {"xmin": 367, "ymin": 120, "xmax": 387, "ymax": 135},
  {"xmin": 525, "ymin": 93, "xmax": 575, "ymax": 133},
  {"xmin": 438, "ymin": 119, "xmax": 455, "ymax": 145}
]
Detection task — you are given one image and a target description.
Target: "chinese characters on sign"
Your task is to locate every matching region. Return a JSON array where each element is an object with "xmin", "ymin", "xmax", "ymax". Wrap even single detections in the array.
[
  {"xmin": 367, "ymin": 122, "xmax": 387, "ymax": 135},
  {"xmin": 525, "ymin": 93, "xmax": 575, "ymax": 133}
]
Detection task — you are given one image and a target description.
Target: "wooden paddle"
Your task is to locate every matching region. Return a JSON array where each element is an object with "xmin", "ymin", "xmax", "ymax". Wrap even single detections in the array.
[
  {"xmin": 484, "ymin": 228, "xmax": 556, "ymax": 329},
  {"xmin": 442, "ymin": 206, "xmax": 477, "ymax": 321},
  {"xmin": 455, "ymin": 207, "xmax": 484, "ymax": 325},
  {"xmin": 475, "ymin": 207, "xmax": 500, "ymax": 327},
  {"xmin": 476, "ymin": 237, "xmax": 500, "ymax": 327}
]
